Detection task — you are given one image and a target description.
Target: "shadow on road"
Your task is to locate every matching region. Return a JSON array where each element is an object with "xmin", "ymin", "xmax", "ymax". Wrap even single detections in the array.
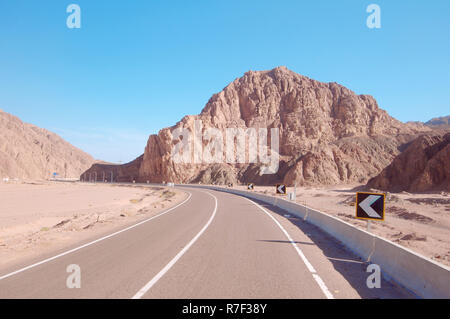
[
  {"xmin": 257, "ymin": 239, "xmax": 316, "ymax": 245},
  {"xmin": 251, "ymin": 198, "xmax": 415, "ymax": 299}
]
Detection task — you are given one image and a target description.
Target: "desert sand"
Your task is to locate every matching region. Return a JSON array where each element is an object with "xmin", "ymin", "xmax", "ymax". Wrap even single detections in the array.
[
  {"xmin": 0, "ymin": 181, "xmax": 187, "ymax": 270},
  {"xmin": 231, "ymin": 184, "xmax": 450, "ymax": 267}
]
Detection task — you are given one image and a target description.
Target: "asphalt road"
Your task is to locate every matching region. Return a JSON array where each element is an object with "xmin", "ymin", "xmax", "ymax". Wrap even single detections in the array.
[{"xmin": 0, "ymin": 187, "xmax": 412, "ymax": 299}]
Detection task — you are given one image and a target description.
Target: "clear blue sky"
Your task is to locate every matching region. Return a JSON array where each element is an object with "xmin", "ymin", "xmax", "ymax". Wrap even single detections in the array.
[{"xmin": 0, "ymin": 0, "xmax": 449, "ymax": 162}]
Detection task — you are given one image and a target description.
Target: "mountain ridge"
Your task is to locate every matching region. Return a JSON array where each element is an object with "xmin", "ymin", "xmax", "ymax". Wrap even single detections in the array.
[
  {"xmin": 82, "ymin": 66, "xmax": 434, "ymax": 187},
  {"xmin": 138, "ymin": 66, "xmax": 430, "ymax": 185},
  {"xmin": 0, "ymin": 109, "xmax": 94, "ymax": 180}
]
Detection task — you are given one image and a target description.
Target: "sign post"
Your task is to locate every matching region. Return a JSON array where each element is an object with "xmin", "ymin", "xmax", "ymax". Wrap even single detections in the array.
[{"xmin": 294, "ymin": 183, "xmax": 297, "ymax": 199}]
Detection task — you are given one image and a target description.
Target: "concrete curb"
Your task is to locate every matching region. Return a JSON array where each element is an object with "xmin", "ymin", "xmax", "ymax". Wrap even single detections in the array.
[{"xmin": 182, "ymin": 184, "xmax": 450, "ymax": 299}]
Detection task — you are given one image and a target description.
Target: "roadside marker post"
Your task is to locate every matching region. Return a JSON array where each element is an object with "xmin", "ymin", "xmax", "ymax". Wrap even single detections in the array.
[
  {"xmin": 304, "ymin": 201, "xmax": 308, "ymax": 221},
  {"xmin": 294, "ymin": 183, "xmax": 297, "ymax": 200}
]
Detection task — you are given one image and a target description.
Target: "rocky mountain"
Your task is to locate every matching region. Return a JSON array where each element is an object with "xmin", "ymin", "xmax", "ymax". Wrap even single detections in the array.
[
  {"xmin": 81, "ymin": 155, "xmax": 143, "ymax": 182},
  {"xmin": 425, "ymin": 116, "xmax": 450, "ymax": 130},
  {"xmin": 0, "ymin": 110, "xmax": 94, "ymax": 180},
  {"xmin": 85, "ymin": 66, "xmax": 432, "ymax": 186},
  {"xmin": 139, "ymin": 67, "xmax": 434, "ymax": 185},
  {"xmin": 367, "ymin": 132, "xmax": 450, "ymax": 192}
]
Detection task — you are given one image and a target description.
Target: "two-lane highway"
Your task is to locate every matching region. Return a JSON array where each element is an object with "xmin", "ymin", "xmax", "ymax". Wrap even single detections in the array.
[{"xmin": 0, "ymin": 187, "xmax": 411, "ymax": 299}]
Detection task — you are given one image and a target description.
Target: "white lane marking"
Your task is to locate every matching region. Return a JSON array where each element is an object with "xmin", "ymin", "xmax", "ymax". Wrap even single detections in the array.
[
  {"xmin": 242, "ymin": 197, "xmax": 334, "ymax": 299},
  {"xmin": 312, "ymin": 274, "xmax": 334, "ymax": 299},
  {"xmin": 132, "ymin": 191, "xmax": 218, "ymax": 299},
  {"xmin": 0, "ymin": 191, "xmax": 193, "ymax": 281}
]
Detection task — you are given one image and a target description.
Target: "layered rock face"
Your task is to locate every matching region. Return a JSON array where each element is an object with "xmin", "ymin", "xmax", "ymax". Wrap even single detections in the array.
[
  {"xmin": 81, "ymin": 155, "xmax": 143, "ymax": 183},
  {"xmin": 136, "ymin": 66, "xmax": 430, "ymax": 186},
  {"xmin": 0, "ymin": 110, "xmax": 94, "ymax": 180},
  {"xmin": 367, "ymin": 132, "xmax": 450, "ymax": 192}
]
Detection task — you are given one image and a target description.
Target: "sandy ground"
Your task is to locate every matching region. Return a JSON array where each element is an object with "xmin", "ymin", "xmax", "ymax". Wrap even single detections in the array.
[
  {"xmin": 0, "ymin": 181, "xmax": 187, "ymax": 270},
  {"xmin": 229, "ymin": 184, "xmax": 450, "ymax": 267}
]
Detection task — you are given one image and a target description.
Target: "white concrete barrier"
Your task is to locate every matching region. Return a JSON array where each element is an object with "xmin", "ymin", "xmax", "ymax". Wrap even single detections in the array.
[{"xmin": 181, "ymin": 184, "xmax": 450, "ymax": 299}]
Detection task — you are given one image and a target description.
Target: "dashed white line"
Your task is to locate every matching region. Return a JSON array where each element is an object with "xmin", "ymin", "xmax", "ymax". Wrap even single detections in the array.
[
  {"xmin": 242, "ymin": 196, "xmax": 335, "ymax": 299},
  {"xmin": 0, "ymin": 191, "xmax": 192, "ymax": 281},
  {"xmin": 132, "ymin": 191, "xmax": 218, "ymax": 299}
]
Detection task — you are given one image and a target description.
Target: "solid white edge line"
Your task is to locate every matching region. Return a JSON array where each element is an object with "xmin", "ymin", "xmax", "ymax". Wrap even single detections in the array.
[
  {"xmin": 241, "ymin": 196, "xmax": 335, "ymax": 299},
  {"xmin": 312, "ymin": 274, "xmax": 334, "ymax": 299},
  {"xmin": 0, "ymin": 191, "xmax": 193, "ymax": 281},
  {"xmin": 132, "ymin": 191, "xmax": 218, "ymax": 299}
]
